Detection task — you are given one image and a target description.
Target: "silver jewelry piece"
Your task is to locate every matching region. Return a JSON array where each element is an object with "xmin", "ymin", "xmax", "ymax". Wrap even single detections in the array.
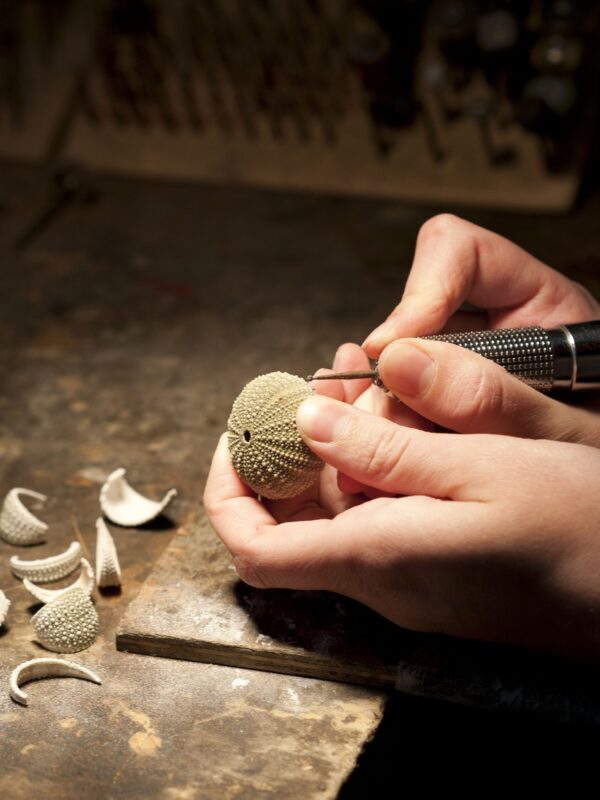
[
  {"xmin": 95, "ymin": 518, "xmax": 121, "ymax": 588},
  {"xmin": 0, "ymin": 488, "xmax": 48, "ymax": 546},
  {"xmin": 31, "ymin": 587, "xmax": 100, "ymax": 653},
  {"xmin": 10, "ymin": 658, "xmax": 101, "ymax": 706},
  {"xmin": 0, "ymin": 589, "xmax": 10, "ymax": 626},
  {"xmin": 100, "ymin": 467, "xmax": 177, "ymax": 527},
  {"xmin": 10, "ymin": 541, "xmax": 82, "ymax": 583},
  {"xmin": 23, "ymin": 558, "xmax": 95, "ymax": 604}
]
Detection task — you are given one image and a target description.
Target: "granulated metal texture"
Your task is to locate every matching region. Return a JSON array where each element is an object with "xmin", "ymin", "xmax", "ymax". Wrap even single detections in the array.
[{"xmin": 227, "ymin": 372, "xmax": 323, "ymax": 500}]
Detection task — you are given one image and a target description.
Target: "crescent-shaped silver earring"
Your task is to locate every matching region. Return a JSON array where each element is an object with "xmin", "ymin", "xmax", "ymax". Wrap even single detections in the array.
[
  {"xmin": 10, "ymin": 658, "xmax": 101, "ymax": 706},
  {"xmin": 10, "ymin": 542, "xmax": 82, "ymax": 583},
  {"xmin": 100, "ymin": 468, "xmax": 176, "ymax": 527},
  {"xmin": 0, "ymin": 488, "xmax": 48, "ymax": 546},
  {"xmin": 23, "ymin": 558, "xmax": 94, "ymax": 603}
]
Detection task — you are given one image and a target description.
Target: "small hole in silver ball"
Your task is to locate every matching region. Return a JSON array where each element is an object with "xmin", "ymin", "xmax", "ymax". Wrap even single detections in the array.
[{"xmin": 243, "ymin": 430, "xmax": 252, "ymax": 442}]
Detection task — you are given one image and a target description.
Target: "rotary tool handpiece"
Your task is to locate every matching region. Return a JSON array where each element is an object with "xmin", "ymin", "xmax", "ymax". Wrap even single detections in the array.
[{"xmin": 308, "ymin": 321, "xmax": 600, "ymax": 393}]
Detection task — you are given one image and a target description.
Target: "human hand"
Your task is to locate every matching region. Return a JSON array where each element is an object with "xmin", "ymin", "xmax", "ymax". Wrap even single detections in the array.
[
  {"xmin": 204, "ymin": 397, "xmax": 600, "ymax": 660},
  {"xmin": 363, "ymin": 214, "xmax": 599, "ymax": 353},
  {"xmin": 355, "ymin": 215, "xmax": 600, "ymax": 446}
]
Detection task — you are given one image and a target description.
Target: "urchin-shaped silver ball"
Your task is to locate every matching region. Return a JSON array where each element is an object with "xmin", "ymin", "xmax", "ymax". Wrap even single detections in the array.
[{"xmin": 227, "ymin": 372, "xmax": 323, "ymax": 500}]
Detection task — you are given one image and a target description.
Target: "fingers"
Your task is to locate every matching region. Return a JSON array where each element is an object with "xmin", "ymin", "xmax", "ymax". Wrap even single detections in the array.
[
  {"xmin": 309, "ymin": 345, "xmax": 370, "ymax": 404},
  {"xmin": 203, "ymin": 434, "xmax": 276, "ymax": 544},
  {"xmin": 203, "ymin": 434, "xmax": 350, "ymax": 591},
  {"xmin": 296, "ymin": 395, "xmax": 491, "ymax": 499},
  {"xmin": 337, "ymin": 473, "xmax": 365, "ymax": 495},
  {"xmin": 333, "ymin": 343, "xmax": 372, "ymax": 404},
  {"xmin": 204, "ymin": 410, "xmax": 490, "ymax": 595},
  {"xmin": 311, "ymin": 367, "xmax": 345, "ymax": 401},
  {"xmin": 256, "ymin": 494, "xmax": 463, "ymax": 602},
  {"xmin": 377, "ymin": 338, "xmax": 600, "ymax": 443},
  {"xmin": 208, "ymin": 470, "xmax": 473, "ymax": 604},
  {"xmin": 329, "ymin": 342, "xmax": 434, "ymax": 432},
  {"xmin": 363, "ymin": 214, "xmax": 599, "ymax": 357}
]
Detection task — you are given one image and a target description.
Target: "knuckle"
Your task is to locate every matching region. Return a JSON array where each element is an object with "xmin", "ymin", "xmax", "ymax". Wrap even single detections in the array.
[
  {"xmin": 415, "ymin": 293, "xmax": 453, "ymax": 326},
  {"xmin": 413, "ymin": 215, "xmax": 478, "ymax": 311},
  {"xmin": 453, "ymin": 363, "xmax": 507, "ymax": 423},
  {"xmin": 232, "ymin": 542, "xmax": 272, "ymax": 589},
  {"xmin": 417, "ymin": 213, "xmax": 466, "ymax": 243},
  {"xmin": 570, "ymin": 280, "xmax": 600, "ymax": 316},
  {"xmin": 202, "ymin": 486, "xmax": 230, "ymax": 523},
  {"xmin": 361, "ymin": 425, "xmax": 411, "ymax": 483},
  {"xmin": 202, "ymin": 488, "xmax": 219, "ymax": 520},
  {"xmin": 234, "ymin": 545, "xmax": 326, "ymax": 591},
  {"xmin": 546, "ymin": 408, "xmax": 598, "ymax": 447}
]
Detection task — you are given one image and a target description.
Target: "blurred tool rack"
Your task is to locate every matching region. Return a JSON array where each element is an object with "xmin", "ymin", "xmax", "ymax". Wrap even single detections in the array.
[{"xmin": 1, "ymin": 0, "xmax": 599, "ymax": 211}]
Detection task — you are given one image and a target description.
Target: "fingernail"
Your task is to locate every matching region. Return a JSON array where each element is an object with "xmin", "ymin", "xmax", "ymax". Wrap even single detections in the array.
[
  {"xmin": 297, "ymin": 396, "xmax": 350, "ymax": 443},
  {"xmin": 379, "ymin": 342, "xmax": 435, "ymax": 397},
  {"xmin": 332, "ymin": 345, "xmax": 343, "ymax": 371}
]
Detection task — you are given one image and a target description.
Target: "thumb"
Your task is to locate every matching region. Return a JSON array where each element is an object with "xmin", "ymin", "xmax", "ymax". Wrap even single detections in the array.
[
  {"xmin": 378, "ymin": 338, "xmax": 600, "ymax": 443},
  {"xmin": 296, "ymin": 395, "xmax": 489, "ymax": 499}
]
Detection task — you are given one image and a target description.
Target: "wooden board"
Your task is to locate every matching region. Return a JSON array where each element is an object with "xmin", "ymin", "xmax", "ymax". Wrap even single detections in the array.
[{"xmin": 117, "ymin": 513, "xmax": 600, "ymax": 723}]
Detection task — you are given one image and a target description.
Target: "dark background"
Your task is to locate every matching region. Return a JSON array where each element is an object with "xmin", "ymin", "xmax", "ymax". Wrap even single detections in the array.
[{"xmin": 1, "ymin": 1, "xmax": 600, "ymax": 797}]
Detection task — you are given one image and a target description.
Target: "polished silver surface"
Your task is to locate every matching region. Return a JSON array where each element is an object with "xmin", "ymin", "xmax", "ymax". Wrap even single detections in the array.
[{"xmin": 557, "ymin": 324, "xmax": 577, "ymax": 390}]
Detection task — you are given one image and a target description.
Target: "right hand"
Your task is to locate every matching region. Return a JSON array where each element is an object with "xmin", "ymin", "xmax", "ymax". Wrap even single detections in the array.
[
  {"xmin": 363, "ymin": 214, "xmax": 599, "ymax": 351},
  {"xmin": 353, "ymin": 214, "xmax": 600, "ymax": 447},
  {"xmin": 204, "ymin": 398, "xmax": 600, "ymax": 660}
]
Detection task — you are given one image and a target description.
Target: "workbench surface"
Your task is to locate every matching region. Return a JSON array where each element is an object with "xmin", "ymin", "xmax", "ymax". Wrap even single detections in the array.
[{"xmin": 0, "ymin": 165, "xmax": 599, "ymax": 797}]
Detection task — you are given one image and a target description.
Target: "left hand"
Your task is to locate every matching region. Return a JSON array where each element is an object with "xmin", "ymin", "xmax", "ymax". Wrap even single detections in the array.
[{"xmin": 204, "ymin": 397, "xmax": 600, "ymax": 661}]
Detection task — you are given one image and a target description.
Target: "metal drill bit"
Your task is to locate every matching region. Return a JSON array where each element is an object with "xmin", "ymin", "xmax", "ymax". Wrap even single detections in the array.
[{"xmin": 306, "ymin": 370, "xmax": 378, "ymax": 382}]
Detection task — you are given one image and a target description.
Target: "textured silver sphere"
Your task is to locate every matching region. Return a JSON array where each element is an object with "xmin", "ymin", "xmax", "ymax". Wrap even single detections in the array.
[{"xmin": 227, "ymin": 372, "xmax": 323, "ymax": 500}]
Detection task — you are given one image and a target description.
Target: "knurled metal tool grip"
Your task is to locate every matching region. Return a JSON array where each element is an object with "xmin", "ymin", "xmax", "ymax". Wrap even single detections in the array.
[
  {"xmin": 419, "ymin": 321, "xmax": 600, "ymax": 392},
  {"xmin": 308, "ymin": 321, "xmax": 600, "ymax": 393}
]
